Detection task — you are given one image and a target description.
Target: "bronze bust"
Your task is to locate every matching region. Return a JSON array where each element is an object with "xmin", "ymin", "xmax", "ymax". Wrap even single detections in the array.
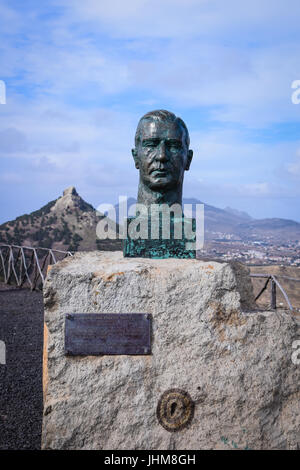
[
  {"xmin": 132, "ymin": 110, "xmax": 193, "ymax": 208},
  {"xmin": 124, "ymin": 110, "xmax": 196, "ymax": 258}
]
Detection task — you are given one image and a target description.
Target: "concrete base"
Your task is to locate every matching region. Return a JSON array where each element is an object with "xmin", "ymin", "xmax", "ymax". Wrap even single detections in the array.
[{"xmin": 42, "ymin": 251, "xmax": 300, "ymax": 450}]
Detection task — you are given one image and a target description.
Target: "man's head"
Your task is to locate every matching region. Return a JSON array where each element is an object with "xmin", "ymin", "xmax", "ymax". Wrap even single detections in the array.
[{"xmin": 132, "ymin": 110, "xmax": 193, "ymax": 192}]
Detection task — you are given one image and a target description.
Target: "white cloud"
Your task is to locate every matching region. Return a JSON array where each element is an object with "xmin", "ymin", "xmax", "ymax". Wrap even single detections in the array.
[
  {"xmin": 0, "ymin": 127, "xmax": 28, "ymax": 154},
  {"xmin": 1, "ymin": 1, "xmax": 300, "ymax": 128},
  {"xmin": 0, "ymin": 1, "xmax": 300, "ymax": 221},
  {"xmin": 61, "ymin": 0, "xmax": 300, "ymax": 40},
  {"xmin": 287, "ymin": 150, "xmax": 300, "ymax": 177},
  {"xmin": 240, "ymin": 182, "xmax": 270, "ymax": 196}
]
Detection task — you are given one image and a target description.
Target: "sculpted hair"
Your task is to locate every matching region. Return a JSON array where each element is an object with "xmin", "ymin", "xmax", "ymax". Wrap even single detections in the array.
[{"xmin": 135, "ymin": 109, "xmax": 190, "ymax": 148}]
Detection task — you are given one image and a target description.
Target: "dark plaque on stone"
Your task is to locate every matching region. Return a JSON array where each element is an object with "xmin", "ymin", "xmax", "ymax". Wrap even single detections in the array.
[{"xmin": 65, "ymin": 313, "xmax": 151, "ymax": 356}]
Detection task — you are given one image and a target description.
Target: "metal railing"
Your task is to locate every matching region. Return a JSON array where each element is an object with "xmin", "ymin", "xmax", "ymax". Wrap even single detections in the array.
[
  {"xmin": 250, "ymin": 273, "xmax": 300, "ymax": 312},
  {"xmin": 0, "ymin": 244, "xmax": 299, "ymax": 308},
  {"xmin": 0, "ymin": 244, "xmax": 73, "ymax": 290}
]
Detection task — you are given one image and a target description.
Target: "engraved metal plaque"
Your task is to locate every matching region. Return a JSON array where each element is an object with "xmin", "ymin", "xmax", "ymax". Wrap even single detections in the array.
[{"xmin": 65, "ymin": 313, "xmax": 151, "ymax": 356}]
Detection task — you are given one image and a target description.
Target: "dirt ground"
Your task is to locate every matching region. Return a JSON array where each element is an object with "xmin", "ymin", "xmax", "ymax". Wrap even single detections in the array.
[{"xmin": 0, "ymin": 282, "xmax": 44, "ymax": 450}]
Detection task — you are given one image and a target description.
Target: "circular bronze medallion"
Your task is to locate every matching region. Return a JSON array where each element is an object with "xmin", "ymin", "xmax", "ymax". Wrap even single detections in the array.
[{"xmin": 157, "ymin": 389, "xmax": 194, "ymax": 432}]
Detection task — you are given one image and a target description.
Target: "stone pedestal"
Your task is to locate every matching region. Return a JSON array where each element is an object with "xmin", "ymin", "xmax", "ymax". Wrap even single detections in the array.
[{"xmin": 42, "ymin": 251, "xmax": 300, "ymax": 450}]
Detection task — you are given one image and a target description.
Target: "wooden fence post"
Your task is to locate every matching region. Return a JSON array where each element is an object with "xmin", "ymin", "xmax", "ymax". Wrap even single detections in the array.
[{"xmin": 271, "ymin": 279, "xmax": 276, "ymax": 309}]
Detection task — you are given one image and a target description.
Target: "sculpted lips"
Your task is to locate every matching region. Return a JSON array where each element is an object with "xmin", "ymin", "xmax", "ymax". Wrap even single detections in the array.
[{"xmin": 150, "ymin": 167, "xmax": 168, "ymax": 176}]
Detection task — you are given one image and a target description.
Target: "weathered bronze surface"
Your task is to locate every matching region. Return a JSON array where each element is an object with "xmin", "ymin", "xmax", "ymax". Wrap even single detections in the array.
[
  {"xmin": 123, "ymin": 215, "xmax": 196, "ymax": 259},
  {"xmin": 124, "ymin": 110, "xmax": 196, "ymax": 258},
  {"xmin": 157, "ymin": 389, "xmax": 195, "ymax": 432},
  {"xmin": 132, "ymin": 110, "xmax": 193, "ymax": 208},
  {"xmin": 65, "ymin": 313, "xmax": 151, "ymax": 356}
]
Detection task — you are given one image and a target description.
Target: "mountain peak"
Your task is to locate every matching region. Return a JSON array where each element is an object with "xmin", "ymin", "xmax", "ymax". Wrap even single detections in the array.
[
  {"xmin": 0, "ymin": 186, "xmax": 122, "ymax": 252},
  {"xmin": 63, "ymin": 186, "xmax": 78, "ymax": 197},
  {"xmin": 52, "ymin": 186, "xmax": 91, "ymax": 214}
]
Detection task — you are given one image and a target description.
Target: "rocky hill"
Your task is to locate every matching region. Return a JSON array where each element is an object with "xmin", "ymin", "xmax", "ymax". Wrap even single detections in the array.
[
  {"xmin": 0, "ymin": 187, "xmax": 299, "ymax": 251},
  {"xmin": 0, "ymin": 187, "xmax": 121, "ymax": 252}
]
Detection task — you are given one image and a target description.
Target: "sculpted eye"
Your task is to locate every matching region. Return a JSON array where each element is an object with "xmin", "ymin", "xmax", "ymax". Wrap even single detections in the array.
[
  {"xmin": 142, "ymin": 140, "xmax": 159, "ymax": 147},
  {"xmin": 168, "ymin": 141, "xmax": 182, "ymax": 150}
]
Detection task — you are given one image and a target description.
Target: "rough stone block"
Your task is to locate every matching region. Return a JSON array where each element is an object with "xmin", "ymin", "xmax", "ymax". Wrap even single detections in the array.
[{"xmin": 42, "ymin": 251, "xmax": 300, "ymax": 450}]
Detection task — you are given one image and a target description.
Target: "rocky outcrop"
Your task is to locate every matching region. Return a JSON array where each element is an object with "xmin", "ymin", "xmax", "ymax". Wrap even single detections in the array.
[
  {"xmin": 50, "ymin": 186, "xmax": 94, "ymax": 215},
  {"xmin": 42, "ymin": 251, "xmax": 300, "ymax": 450},
  {"xmin": 0, "ymin": 187, "xmax": 121, "ymax": 252}
]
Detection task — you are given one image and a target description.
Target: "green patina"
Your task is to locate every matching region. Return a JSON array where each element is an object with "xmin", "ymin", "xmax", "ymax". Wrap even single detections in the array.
[
  {"xmin": 221, "ymin": 433, "xmax": 251, "ymax": 450},
  {"xmin": 125, "ymin": 109, "xmax": 197, "ymax": 259},
  {"xmin": 123, "ymin": 215, "xmax": 196, "ymax": 259}
]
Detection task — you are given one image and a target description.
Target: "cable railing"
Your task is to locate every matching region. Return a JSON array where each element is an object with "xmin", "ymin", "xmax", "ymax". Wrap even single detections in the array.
[
  {"xmin": 0, "ymin": 244, "xmax": 73, "ymax": 290},
  {"xmin": 0, "ymin": 244, "xmax": 299, "ymax": 309},
  {"xmin": 250, "ymin": 273, "xmax": 300, "ymax": 312}
]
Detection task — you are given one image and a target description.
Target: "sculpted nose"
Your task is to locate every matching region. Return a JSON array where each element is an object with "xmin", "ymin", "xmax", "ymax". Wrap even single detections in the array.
[{"xmin": 157, "ymin": 142, "xmax": 167, "ymax": 161}]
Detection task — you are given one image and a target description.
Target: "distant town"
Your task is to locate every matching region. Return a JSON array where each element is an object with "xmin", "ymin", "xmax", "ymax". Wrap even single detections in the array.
[{"xmin": 202, "ymin": 232, "xmax": 300, "ymax": 266}]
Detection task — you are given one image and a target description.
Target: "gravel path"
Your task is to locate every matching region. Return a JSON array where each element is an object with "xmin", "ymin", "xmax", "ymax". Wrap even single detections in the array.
[{"xmin": 0, "ymin": 283, "xmax": 44, "ymax": 449}]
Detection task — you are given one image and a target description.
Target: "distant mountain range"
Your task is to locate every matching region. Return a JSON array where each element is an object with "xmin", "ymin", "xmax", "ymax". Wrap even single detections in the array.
[
  {"xmin": 0, "ymin": 187, "xmax": 299, "ymax": 251},
  {"xmin": 116, "ymin": 197, "xmax": 300, "ymax": 243}
]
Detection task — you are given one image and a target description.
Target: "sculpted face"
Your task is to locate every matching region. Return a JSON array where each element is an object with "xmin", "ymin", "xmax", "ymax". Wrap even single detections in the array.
[{"xmin": 132, "ymin": 119, "xmax": 193, "ymax": 191}]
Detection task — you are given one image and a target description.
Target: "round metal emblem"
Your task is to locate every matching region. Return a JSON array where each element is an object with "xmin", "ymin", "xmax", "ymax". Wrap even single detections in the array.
[{"xmin": 156, "ymin": 389, "xmax": 194, "ymax": 432}]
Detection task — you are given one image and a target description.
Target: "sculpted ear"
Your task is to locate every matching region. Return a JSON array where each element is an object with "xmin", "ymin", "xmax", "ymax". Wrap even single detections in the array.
[
  {"xmin": 132, "ymin": 148, "xmax": 139, "ymax": 169},
  {"xmin": 185, "ymin": 149, "xmax": 193, "ymax": 171}
]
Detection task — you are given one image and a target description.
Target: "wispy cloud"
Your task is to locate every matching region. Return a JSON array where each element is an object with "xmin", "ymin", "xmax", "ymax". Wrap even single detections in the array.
[
  {"xmin": 287, "ymin": 149, "xmax": 300, "ymax": 177},
  {"xmin": 0, "ymin": 1, "xmax": 300, "ymax": 222}
]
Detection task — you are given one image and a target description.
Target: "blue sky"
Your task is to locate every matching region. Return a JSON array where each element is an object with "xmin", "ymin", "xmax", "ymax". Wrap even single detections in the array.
[{"xmin": 1, "ymin": 0, "xmax": 300, "ymax": 223}]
